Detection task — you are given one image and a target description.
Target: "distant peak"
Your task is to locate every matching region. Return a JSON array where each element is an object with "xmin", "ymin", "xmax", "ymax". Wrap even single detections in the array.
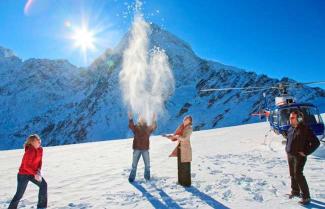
[
  {"xmin": 148, "ymin": 23, "xmax": 193, "ymax": 52},
  {"xmin": 0, "ymin": 46, "xmax": 16, "ymax": 58},
  {"xmin": 149, "ymin": 22, "xmax": 162, "ymax": 31},
  {"xmin": 112, "ymin": 21, "xmax": 195, "ymax": 59}
]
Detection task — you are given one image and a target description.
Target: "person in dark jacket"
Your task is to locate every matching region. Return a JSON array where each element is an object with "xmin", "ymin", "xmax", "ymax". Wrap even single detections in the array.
[
  {"xmin": 8, "ymin": 134, "xmax": 47, "ymax": 209},
  {"xmin": 285, "ymin": 110, "xmax": 320, "ymax": 205},
  {"xmin": 128, "ymin": 112, "xmax": 157, "ymax": 182}
]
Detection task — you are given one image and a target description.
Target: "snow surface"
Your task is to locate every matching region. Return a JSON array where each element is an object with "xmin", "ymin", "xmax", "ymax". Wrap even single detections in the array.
[{"xmin": 1, "ymin": 118, "xmax": 325, "ymax": 209}]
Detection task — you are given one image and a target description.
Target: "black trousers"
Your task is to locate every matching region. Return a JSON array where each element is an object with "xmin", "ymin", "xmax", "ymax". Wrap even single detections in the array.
[
  {"xmin": 8, "ymin": 174, "xmax": 47, "ymax": 209},
  {"xmin": 287, "ymin": 153, "xmax": 310, "ymax": 199},
  {"xmin": 177, "ymin": 145, "xmax": 191, "ymax": 187}
]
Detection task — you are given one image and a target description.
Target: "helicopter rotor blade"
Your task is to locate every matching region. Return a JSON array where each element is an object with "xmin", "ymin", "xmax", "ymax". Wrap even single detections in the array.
[
  {"xmin": 300, "ymin": 81, "xmax": 325, "ymax": 85},
  {"xmin": 277, "ymin": 81, "xmax": 325, "ymax": 87},
  {"xmin": 200, "ymin": 86, "xmax": 269, "ymax": 92},
  {"xmin": 199, "ymin": 80, "xmax": 324, "ymax": 93},
  {"xmin": 242, "ymin": 88, "xmax": 272, "ymax": 94}
]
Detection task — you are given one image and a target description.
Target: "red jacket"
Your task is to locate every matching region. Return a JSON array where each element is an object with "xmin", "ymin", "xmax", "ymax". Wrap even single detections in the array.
[{"xmin": 18, "ymin": 146, "xmax": 43, "ymax": 175}]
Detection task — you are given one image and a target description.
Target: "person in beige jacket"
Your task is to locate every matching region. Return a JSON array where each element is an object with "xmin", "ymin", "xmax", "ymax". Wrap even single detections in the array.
[{"xmin": 165, "ymin": 115, "xmax": 193, "ymax": 187}]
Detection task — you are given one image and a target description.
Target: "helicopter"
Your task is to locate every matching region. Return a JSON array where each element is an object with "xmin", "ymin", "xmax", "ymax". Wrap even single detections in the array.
[{"xmin": 201, "ymin": 81, "xmax": 325, "ymax": 141}]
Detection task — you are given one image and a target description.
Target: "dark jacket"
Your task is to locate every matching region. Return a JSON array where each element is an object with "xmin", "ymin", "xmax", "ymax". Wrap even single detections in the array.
[
  {"xmin": 285, "ymin": 123, "xmax": 320, "ymax": 156},
  {"xmin": 129, "ymin": 119, "xmax": 157, "ymax": 150}
]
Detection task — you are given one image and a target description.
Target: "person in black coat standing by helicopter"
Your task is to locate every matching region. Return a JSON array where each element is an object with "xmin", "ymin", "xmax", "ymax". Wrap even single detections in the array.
[{"xmin": 284, "ymin": 110, "xmax": 320, "ymax": 205}]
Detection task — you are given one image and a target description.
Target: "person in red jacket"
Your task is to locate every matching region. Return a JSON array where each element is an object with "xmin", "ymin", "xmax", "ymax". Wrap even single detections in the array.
[{"xmin": 8, "ymin": 134, "xmax": 47, "ymax": 209}]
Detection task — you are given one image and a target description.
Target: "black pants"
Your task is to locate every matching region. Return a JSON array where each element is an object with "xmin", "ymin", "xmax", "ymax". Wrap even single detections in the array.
[
  {"xmin": 287, "ymin": 153, "xmax": 310, "ymax": 199},
  {"xmin": 8, "ymin": 174, "xmax": 47, "ymax": 209},
  {"xmin": 177, "ymin": 146, "xmax": 191, "ymax": 187}
]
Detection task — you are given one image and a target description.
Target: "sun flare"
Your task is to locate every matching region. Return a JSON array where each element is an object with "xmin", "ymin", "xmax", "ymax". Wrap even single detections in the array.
[{"xmin": 72, "ymin": 27, "xmax": 96, "ymax": 52}]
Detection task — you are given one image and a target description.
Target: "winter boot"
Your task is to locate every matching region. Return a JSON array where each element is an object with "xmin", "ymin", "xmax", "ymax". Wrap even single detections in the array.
[{"xmin": 299, "ymin": 198, "xmax": 311, "ymax": 205}]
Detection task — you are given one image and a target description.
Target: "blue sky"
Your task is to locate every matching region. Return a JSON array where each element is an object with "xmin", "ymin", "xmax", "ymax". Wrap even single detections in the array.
[{"xmin": 0, "ymin": 0, "xmax": 324, "ymax": 87}]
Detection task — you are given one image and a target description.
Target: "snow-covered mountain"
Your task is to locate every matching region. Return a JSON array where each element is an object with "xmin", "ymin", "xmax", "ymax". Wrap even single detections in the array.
[
  {"xmin": 1, "ymin": 121, "xmax": 325, "ymax": 208},
  {"xmin": 1, "ymin": 24, "xmax": 325, "ymax": 150}
]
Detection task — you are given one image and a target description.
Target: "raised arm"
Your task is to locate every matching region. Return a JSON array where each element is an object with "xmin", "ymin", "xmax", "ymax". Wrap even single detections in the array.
[
  {"xmin": 150, "ymin": 113, "xmax": 157, "ymax": 133},
  {"xmin": 128, "ymin": 112, "xmax": 136, "ymax": 132}
]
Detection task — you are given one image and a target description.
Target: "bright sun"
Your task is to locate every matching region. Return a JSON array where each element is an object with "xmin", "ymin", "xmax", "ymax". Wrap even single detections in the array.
[
  {"xmin": 65, "ymin": 19, "xmax": 102, "ymax": 64},
  {"xmin": 72, "ymin": 27, "xmax": 96, "ymax": 52}
]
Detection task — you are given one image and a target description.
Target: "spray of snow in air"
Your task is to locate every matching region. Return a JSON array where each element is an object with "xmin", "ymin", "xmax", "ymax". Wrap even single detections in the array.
[{"xmin": 119, "ymin": 0, "xmax": 175, "ymax": 124}]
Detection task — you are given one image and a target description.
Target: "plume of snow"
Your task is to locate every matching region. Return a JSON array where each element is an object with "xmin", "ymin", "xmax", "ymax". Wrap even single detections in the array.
[{"xmin": 119, "ymin": 2, "xmax": 174, "ymax": 124}]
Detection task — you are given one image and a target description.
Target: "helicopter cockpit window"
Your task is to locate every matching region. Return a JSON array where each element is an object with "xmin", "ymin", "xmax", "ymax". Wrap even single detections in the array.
[{"xmin": 279, "ymin": 109, "xmax": 292, "ymax": 125}]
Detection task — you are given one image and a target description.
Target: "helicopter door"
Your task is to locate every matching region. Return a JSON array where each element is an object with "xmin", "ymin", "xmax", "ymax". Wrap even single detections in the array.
[
  {"xmin": 271, "ymin": 109, "xmax": 279, "ymax": 131},
  {"xmin": 274, "ymin": 110, "xmax": 279, "ymax": 125}
]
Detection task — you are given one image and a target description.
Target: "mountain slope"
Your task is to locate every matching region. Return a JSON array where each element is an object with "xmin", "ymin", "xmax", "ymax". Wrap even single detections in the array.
[{"xmin": 1, "ymin": 24, "xmax": 325, "ymax": 150}]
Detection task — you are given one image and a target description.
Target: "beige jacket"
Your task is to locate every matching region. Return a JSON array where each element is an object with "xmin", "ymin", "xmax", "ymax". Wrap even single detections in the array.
[{"xmin": 169, "ymin": 125, "xmax": 193, "ymax": 162}]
